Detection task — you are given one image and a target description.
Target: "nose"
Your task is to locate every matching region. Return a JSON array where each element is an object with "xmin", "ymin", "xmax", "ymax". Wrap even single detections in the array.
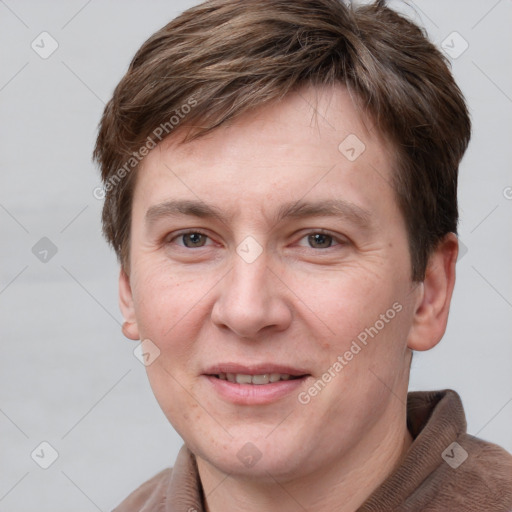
[{"xmin": 210, "ymin": 252, "xmax": 292, "ymax": 339}]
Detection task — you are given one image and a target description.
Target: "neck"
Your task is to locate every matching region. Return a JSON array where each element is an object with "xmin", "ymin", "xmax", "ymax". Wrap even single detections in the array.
[{"xmin": 197, "ymin": 406, "xmax": 413, "ymax": 512}]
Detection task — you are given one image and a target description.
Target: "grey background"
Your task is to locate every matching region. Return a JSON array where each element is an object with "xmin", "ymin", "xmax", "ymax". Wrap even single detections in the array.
[{"xmin": 1, "ymin": 0, "xmax": 511, "ymax": 510}]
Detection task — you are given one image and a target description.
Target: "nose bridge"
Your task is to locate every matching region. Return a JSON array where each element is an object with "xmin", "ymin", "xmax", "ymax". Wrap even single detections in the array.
[
  {"xmin": 232, "ymin": 250, "xmax": 270, "ymax": 299},
  {"xmin": 228, "ymin": 232, "xmax": 272, "ymax": 302},
  {"xmin": 211, "ymin": 245, "xmax": 291, "ymax": 338},
  {"xmin": 227, "ymin": 250, "xmax": 273, "ymax": 316}
]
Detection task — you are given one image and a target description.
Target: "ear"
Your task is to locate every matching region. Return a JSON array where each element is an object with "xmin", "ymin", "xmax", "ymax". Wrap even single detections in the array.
[
  {"xmin": 119, "ymin": 267, "xmax": 140, "ymax": 340},
  {"xmin": 407, "ymin": 233, "xmax": 458, "ymax": 351}
]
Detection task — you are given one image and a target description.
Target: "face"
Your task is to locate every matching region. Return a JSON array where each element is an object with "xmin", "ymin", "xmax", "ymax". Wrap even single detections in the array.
[{"xmin": 121, "ymin": 84, "xmax": 424, "ymax": 481}]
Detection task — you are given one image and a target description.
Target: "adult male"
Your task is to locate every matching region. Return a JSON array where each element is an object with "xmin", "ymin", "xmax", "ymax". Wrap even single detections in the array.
[{"xmin": 94, "ymin": 0, "xmax": 512, "ymax": 510}]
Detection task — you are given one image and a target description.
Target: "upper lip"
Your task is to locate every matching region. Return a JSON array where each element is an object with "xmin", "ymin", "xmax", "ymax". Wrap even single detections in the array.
[{"xmin": 203, "ymin": 363, "xmax": 310, "ymax": 376}]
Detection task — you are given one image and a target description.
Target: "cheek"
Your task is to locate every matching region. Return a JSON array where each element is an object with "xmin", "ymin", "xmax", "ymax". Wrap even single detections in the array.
[
  {"xmin": 286, "ymin": 265, "xmax": 400, "ymax": 348},
  {"xmin": 130, "ymin": 260, "xmax": 208, "ymax": 355}
]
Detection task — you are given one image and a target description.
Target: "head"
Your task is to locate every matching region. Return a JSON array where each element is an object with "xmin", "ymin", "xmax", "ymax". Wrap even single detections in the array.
[{"xmin": 94, "ymin": 0, "xmax": 470, "ymax": 481}]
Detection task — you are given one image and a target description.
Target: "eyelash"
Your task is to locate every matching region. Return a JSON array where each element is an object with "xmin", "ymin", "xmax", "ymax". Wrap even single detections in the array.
[{"xmin": 166, "ymin": 229, "xmax": 347, "ymax": 250}]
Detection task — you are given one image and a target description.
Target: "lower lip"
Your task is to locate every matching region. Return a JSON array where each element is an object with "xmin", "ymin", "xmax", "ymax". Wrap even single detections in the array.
[{"xmin": 204, "ymin": 375, "xmax": 309, "ymax": 405}]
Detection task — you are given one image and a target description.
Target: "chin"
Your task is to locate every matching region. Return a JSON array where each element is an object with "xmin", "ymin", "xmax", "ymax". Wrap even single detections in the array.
[{"xmin": 194, "ymin": 432, "xmax": 311, "ymax": 481}]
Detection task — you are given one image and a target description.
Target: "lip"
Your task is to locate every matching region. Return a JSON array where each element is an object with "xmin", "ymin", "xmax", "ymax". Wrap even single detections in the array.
[
  {"xmin": 202, "ymin": 363, "xmax": 311, "ymax": 405},
  {"xmin": 203, "ymin": 363, "xmax": 309, "ymax": 376},
  {"xmin": 204, "ymin": 375, "xmax": 309, "ymax": 405}
]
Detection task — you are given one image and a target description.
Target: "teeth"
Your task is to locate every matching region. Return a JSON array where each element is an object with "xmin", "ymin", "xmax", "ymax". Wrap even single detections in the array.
[
  {"xmin": 235, "ymin": 374, "xmax": 252, "ymax": 384},
  {"xmin": 217, "ymin": 373, "xmax": 297, "ymax": 384},
  {"xmin": 251, "ymin": 374, "xmax": 269, "ymax": 385}
]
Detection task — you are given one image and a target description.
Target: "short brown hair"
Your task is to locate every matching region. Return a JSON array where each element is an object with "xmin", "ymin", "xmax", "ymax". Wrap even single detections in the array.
[{"xmin": 94, "ymin": 0, "xmax": 471, "ymax": 280}]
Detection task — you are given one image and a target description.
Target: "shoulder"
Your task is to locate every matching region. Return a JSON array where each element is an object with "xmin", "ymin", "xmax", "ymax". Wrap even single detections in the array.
[
  {"xmin": 419, "ymin": 432, "xmax": 512, "ymax": 511},
  {"xmin": 113, "ymin": 467, "xmax": 172, "ymax": 512},
  {"xmin": 447, "ymin": 433, "xmax": 512, "ymax": 507},
  {"xmin": 410, "ymin": 390, "xmax": 512, "ymax": 509}
]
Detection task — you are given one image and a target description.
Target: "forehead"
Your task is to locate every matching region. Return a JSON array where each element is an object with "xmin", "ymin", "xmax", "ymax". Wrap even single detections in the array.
[
  {"xmin": 132, "ymin": 84, "xmax": 398, "ymax": 227},
  {"xmin": 161, "ymin": 84, "xmax": 385, "ymax": 167}
]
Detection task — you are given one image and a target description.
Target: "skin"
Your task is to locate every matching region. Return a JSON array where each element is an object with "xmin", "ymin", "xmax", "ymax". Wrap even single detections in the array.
[{"xmin": 119, "ymin": 84, "xmax": 458, "ymax": 512}]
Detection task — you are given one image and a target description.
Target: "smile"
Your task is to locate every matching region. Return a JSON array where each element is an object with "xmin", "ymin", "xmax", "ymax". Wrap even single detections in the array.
[
  {"xmin": 204, "ymin": 372, "xmax": 311, "ymax": 406},
  {"xmin": 214, "ymin": 373, "xmax": 302, "ymax": 384}
]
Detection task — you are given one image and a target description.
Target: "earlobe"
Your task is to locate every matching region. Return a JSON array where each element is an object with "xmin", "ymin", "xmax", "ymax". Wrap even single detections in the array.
[
  {"xmin": 407, "ymin": 233, "xmax": 458, "ymax": 352},
  {"xmin": 119, "ymin": 267, "xmax": 140, "ymax": 341}
]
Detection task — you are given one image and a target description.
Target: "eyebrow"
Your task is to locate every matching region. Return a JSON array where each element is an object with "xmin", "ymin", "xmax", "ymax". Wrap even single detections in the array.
[{"xmin": 145, "ymin": 198, "xmax": 373, "ymax": 231}]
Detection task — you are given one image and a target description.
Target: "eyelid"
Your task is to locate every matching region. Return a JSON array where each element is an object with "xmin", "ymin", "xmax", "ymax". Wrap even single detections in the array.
[
  {"xmin": 165, "ymin": 229, "xmax": 215, "ymax": 247},
  {"xmin": 164, "ymin": 228, "xmax": 348, "ymax": 249},
  {"xmin": 295, "ymin": 229, "xmax": 348, "ymax": 249}
]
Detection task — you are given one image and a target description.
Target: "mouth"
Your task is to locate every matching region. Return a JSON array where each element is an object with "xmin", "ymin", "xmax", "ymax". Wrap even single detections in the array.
[
  {"xmin": 203, "ymin": 364, "xmax": 310, "ymax": 404},
  {"xmin": 210, "ymin": 372, "xmax": 305, "ymax": 385}
]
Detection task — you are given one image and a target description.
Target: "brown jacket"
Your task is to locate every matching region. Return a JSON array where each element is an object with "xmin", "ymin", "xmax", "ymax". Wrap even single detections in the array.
[{"xmin": 113, "ymin": 390, "xmax": 512, "ymax": 511}]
